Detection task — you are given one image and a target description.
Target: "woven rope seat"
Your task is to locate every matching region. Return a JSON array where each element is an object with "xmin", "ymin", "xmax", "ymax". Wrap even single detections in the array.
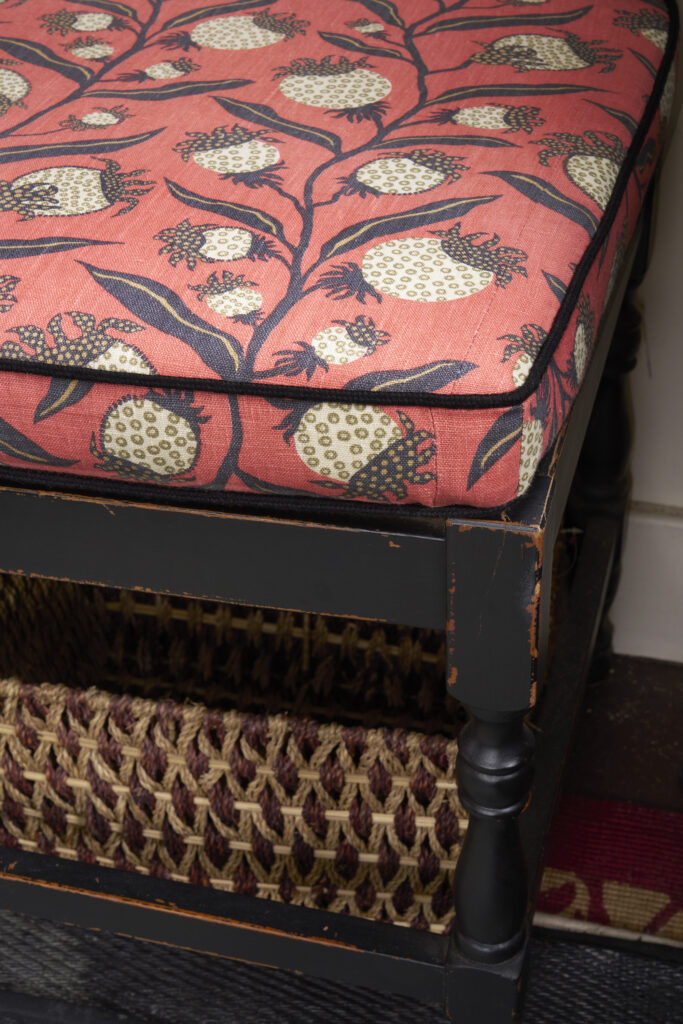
[
  {"xmin": 0, "ymin": 577, "xmax": 466, "ymax": 933},
  {"xmin": 0, "ymin": 1, "xmax": 678, "ymax": 1021}
]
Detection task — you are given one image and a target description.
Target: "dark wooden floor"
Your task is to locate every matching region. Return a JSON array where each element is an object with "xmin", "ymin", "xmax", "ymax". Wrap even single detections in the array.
[{"xmin": 563, "ymin": 654, "xmax": 683, "ymax": 812}]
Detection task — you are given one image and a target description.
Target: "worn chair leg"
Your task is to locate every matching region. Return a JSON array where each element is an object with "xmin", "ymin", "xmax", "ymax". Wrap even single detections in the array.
[
  {"xmin": 445, "ymin": 707, "xmax": 534, "ymax": 1022},
  {"xmin": 454, "ymin": 708, "xmax": 534, "ymax": 962},
  {"xmin": 443, "ymin": 516, "xmax": 542, "ymax": 1022}
]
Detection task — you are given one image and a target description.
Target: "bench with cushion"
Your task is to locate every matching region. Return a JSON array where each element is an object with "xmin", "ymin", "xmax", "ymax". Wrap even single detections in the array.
[{"xmin": 0, "ymin": 0, "xmax": 677, "ymax": 1019}]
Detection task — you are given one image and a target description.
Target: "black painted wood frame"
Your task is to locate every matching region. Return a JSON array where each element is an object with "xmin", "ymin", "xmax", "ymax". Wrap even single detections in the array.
[{"xmin": 0, "ymin": 202, "xmax": 648, "ymax": 1021}]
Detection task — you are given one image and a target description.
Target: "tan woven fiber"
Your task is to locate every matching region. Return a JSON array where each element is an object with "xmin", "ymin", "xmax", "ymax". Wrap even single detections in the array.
[
  {"xmin": 0, "ymin": 672, "xmax": 465, "ymax": 932},
  {"xmin": 0, "ymin": 576, "xmax": 458, "ymax": 735}
]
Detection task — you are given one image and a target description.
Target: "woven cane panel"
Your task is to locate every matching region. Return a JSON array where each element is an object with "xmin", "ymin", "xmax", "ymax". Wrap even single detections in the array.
[{"xmin": 0, "ymin": 575, "xmax": 464, "ymax": 933}]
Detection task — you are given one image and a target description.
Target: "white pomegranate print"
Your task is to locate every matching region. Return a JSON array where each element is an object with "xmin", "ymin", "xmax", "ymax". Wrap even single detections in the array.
[
  {"xmin": 155, "ymin": 219, "xmax": 277, "ymax": 268},
  {"xmin": 1, "ymin": 312, "xmax": 150, "ymax": 373},
  {"xmin": 71, "ymin": 12, "xmax": 120, "ymax": 31},
  {"xmin": 517, "ymin": 417, "xmax": 544, "ymax": 495},
  {"xmin": 471, "ymin": 31, "xmax": 622, "ymax": 72},
  {"xmin": 274, "ymin": 56, "xmax": 391, "ymax": 120},
  {"xmin": 346, "ymin": 149, "xmax": 467, "ymax": 196},
  {"xmin": 174, "ymin": 124, "xmax": 281, "ymax": 185},
  {"xmin": 87, "ymin": 340, "xmax": 154, "ymax": 374},
  {"xmin": 500, "ymin": 323, "xmax": 546, "ymax": 387},
  {"xmin": 660, "ymin": 66, "xmax": 675, "ymax": 124},
  {"xmin": 60, "ymin": 105, "xmax": 131, "ymax": 131},
  {"xmin": 511, "ymin": 351, "xmax": 533, "ymax": 386},
  {"xmin": 41, "ymin": 10, "xmax": 127, "ymax": 34},
  {"xmin": 571, "ymin": 296, "xmax": 594, "ymax": 384},
  {"xmin": 188, "ymin": 11, "xmax": 308, "ymax": 50},
  {"xmin": 190, "ymin": 270, "xmax": 262, "ymax": 323},
  {"xmin": 197, "ymin": 227, "xmax": 275, "ymax": 262},
  {"xmin": 118, "ymin": 58, "xmax": 200, "ymax": 82},
  {"xmin": 0, "ymin": 160, "xmax": 153, "ymax": 218},
  {"xmin": 534, "ymin": 130, "xmax": 626, "ymax": 210},
  {"xmin": 270, "ymin": 317, "xmax": 390, "ymax": 378},
  {"xmin": 429, "ymin": 103, "xmax": 545, "ymax": 134},
  {"xmin": 0, "ymin": 64, "xmax": 30, "ymax": 118},
  {"xmin": 91, "ymin": 392, "xmax": 207, "ymax": 483},
  {"xmin": 613, "ymin": 8, "xmax": 669, "ymax": 51},
  {"xmin": 361, "ymin": 223, "xmax": 527, "ymax": 302},
  {"xmin": 310, "ymin": 318, "xmax": 390, "ymax": 364},
  {"xmin": 64, "ymin": 36, "xmax": 114, "ymax": 61},
  {"xmin": 293, "ymin": 403, "xmax": 435, "ymax": 501}
]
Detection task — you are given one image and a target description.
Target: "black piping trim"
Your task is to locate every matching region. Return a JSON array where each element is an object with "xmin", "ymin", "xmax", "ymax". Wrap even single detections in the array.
[
  {"xmin": 0, "ymin": 462, "xmax": 527, "ymax": 525},
  {"xmin": 1, "ymin": 0, "xmax": 678, "ymax": 412}
]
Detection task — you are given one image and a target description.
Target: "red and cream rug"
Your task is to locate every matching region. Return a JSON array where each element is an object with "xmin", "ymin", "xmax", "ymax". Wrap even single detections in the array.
[{"xmin": 538, "ymin": 795, "xmax": 683, "ymax": 946}]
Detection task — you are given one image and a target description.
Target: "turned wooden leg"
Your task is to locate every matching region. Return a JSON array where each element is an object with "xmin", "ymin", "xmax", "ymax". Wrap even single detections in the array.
[
  {"xmin": 453, "ymin": 707, "xmax": 535, "ymax": 963},
  {"xmin": 444, "ymin": 706, "xmax": 534, "ymax": 1023},
  {"xmin": 443, "ymin": 519, "xmax": 543, "ymax": 1022}
]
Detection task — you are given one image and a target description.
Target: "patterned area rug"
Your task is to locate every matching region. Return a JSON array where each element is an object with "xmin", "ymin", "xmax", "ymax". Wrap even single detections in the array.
[{"xmin": 539, "ymin": 795, "xmax": 683, "ymax": 945}]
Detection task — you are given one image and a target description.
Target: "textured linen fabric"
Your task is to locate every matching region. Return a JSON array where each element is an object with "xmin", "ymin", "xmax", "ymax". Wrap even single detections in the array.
[{"xmin": 0, "ymin": 0, "xmax": 677, "ymax": 507}]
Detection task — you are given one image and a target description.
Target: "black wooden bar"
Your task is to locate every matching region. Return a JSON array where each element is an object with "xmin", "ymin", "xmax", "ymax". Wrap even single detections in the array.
[
  {"xmin": 0, "ymin": 488, "xmax": 445, "ymax": 628},
  {"xmin": 0, "ymin": 845, "xmax": 447, "ymax": 1006}
]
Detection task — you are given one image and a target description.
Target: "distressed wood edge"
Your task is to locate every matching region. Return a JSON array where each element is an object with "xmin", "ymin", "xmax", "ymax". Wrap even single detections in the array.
[{"xmin": 0, "ymin": 845, "xmax": 448, "ymax": 1006}]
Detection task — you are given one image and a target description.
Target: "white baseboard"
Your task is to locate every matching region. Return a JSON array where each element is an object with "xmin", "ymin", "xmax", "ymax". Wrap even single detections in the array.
[{"xmin": 611, "ymin": 505, "xmax": 683, "ymax": 663}]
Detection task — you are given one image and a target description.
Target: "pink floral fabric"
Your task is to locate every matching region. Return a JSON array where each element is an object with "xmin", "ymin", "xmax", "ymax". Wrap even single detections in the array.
[{"xmin": 0, "ymin": 0, "xmax": 677, "ymax": 507}]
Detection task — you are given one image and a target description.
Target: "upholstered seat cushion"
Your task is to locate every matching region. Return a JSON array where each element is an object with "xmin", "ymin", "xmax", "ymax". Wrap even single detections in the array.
[{"xmin": 0, "ymin": 0, "xmax": 676, "ymax": 508}]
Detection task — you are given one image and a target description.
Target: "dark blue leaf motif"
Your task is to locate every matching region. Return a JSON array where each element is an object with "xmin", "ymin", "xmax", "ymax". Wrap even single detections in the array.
[
  {"xmin": 162, "ymin": 0, "xmax": 271, "ymax": 31},
  {"xmin": 485, "ymin": 171, "xmax": 598, "ymax": 236},
  {"xmin": 637, "ymin": 137, "xmax": 657, "ymax": 173},
  {"xmin": 373, "ymin": 134, "xmax": 517, "ymax": 150},
  {"xmin": 353, "ymin": 0, "xmax": 405, "ymax": 28},
  {"xmin": 345, "ymin": 360, "xmax": 477, "ymax": 393},
  {"xmin": 418, "ymin": 7, "xmax": 593, "ymax": 34},
  {"xmin": 467, "ymin": 407, "xmax": 523, "ymax": 490},
  {"xmin": 0, "ymin": 416, "xmax": 77, "ymax": 466},
  {"xmin": 426, "ymin": 83, "xmax": 603, "ymax": 107},
  {"xmin": 165, "ymin": 178, "xmax": 288, "ymax": 242},
  {"xmin": 318, "ymin": 31, "xmax": 405, "ymax": 61},
  {"xmin": 89, "ymin": 80, "xmax": 251, "ymax": 102},
  {"xmin": 0, "ymin": 238, "xmax": 118, "ymax": 258},
  {"xmin": 213, "ymin": 96, "xmax": 342, "ymax": 154},
  {"xmin": 0, "ymin": 129, "xmax": 165, "ymax": 167},
  {"xmin": 542, "ymin": 271, "xmax": 567, "ymax": 303},
  {"xmin": 629, "ymin": 48, "xmax": 657, "ymax": 78},
  {"xmin": 234, "ymin": 467, "xmax": 322, "ymax": 497},
  {"xmin": 0, "ymin": 37, "xmax": 94, "ymax": 85},
  {"xmin": 34, "ymin": 379, "xmax": 93, "ymax": 423},
  {"xmin": 79, "ymin": 262, "xmax": 243, "ymax": 379},
  {"xmin": 586, "ymin": 101, "xmax": 638, "ymax": 136},
  {"xmin": 319, "ymin": 194, "xmax": 500, "ymax": 262},
  {"xmin": 79, "ymin": 0, "xmax": 138, "ymax": 19}
]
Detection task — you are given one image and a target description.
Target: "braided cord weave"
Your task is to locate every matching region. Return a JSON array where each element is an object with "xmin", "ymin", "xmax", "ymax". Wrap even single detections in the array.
[{"xmin": 0, "ymin": 680, "xmax": 464, "ymax": 930}]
